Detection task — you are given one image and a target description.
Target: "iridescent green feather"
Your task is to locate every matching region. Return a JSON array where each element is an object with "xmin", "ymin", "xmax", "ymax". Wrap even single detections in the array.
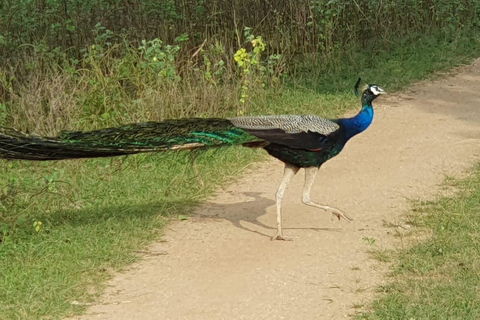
[
  {"xmin": 59, "ymin": 119, "xmax": 255, "ymax": 149},
  {"xmin": 0, "ymin": 119, "xmax": 258, "ymax": 161}
]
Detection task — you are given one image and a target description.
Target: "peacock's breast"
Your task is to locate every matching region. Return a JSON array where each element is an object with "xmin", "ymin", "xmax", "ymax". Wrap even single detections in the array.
[{"xmin": 264, "ymin": 143, "xmax": 343, "ymax": 168}]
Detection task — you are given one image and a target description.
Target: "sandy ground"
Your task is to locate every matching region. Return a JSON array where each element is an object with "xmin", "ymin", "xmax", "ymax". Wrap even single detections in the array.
[{"xmin": 71, "ymin": 60, "xmax": 480, "ymax": 320}]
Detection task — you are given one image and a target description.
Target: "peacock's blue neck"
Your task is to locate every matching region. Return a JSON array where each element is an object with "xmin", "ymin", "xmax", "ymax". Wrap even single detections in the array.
[{"xmin": 337, "ymin": 104, "xmax": 374, "ymax": 141}]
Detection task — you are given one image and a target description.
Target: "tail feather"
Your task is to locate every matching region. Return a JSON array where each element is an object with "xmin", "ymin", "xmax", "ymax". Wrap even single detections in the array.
[
  {"xmin": 0, "ymin": 118, "xmax": 258, "ymax": 161},
  {"xmin": 0, "ymin": 128, "xmax": 142, "ymax": 160},
  {"xmin": 59, "ymin": 119, "xmax": 252, "ymax": 148}
]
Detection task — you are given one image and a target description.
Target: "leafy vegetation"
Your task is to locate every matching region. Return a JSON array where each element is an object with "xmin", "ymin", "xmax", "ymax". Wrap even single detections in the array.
[
  {"xmin": 360, "ymin": 164, "xmax": 480, "ymax": 319},
  {"xmin": 1, "ymin": 0, "xmax": 480, "ymax": 319},
  {"xmin": 1, "ymin": 0, "xmax": 480, "ymax": 133},
  {"xmin": 2, "ymin": 0, "xmax": 478, "ymax": 62}
]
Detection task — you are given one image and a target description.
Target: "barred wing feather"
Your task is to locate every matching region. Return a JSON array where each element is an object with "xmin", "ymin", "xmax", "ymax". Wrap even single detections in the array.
[
  {"xmin": 229, "ymin": 115, "xmax": 339, "ymax": 150},
  {"xmin": 229, "ymin": 115, "xmax": 339, "ymax": 134}
]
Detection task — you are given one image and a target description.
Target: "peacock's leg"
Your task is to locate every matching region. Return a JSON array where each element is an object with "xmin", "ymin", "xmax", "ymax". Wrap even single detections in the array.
[
  {"xmin": 272, "ymin": 163, "xmax": 300, "ymax": 241},
  {"xmin": 302, "ymin": 167, "xmax": 353, "ymax": 222}
]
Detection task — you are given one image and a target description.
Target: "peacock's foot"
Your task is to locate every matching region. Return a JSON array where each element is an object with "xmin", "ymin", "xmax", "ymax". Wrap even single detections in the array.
[
  {"xmin": 271, "ymin": 232, "xmax": 293, "ymax": 241},
  {"xmin": 331, "ymin": 209, "xmax": 353, "ymax": 222}
]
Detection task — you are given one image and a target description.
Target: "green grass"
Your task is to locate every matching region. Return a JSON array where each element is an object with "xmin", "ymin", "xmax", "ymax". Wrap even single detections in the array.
[
  {"xmin": 1, "ymin": 33, "xmax": 480, "ymax": 319},
  {"xmin": 359, "ymin": 163, "xmax": 480, "ymax": 320},
  {"xmin": 291, "ymin": 33, "xmax": 480, "ymax": 94},
  {"xmin": 0, "ymin": 148, "xmax": 262, "ymax": 318}
]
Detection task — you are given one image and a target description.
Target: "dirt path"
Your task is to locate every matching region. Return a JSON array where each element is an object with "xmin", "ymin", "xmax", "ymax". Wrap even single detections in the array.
[{"xmin": 72, "ymin": 60, "xmax": 480, "ymax": 320}]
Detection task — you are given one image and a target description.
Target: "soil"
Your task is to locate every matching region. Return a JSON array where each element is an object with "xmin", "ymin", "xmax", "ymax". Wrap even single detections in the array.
[{"xmin": 70, "ymin": 59, "xmax": 480, "ymax": 320}]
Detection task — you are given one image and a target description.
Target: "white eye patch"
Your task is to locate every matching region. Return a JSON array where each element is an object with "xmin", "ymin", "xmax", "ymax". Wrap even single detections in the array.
[{"xmin": 370, "ymin": 86, "xmax": 385, "ymax": 95}]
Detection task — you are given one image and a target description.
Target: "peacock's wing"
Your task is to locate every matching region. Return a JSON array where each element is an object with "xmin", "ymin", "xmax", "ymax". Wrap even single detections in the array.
[{"xmin": 229, "ymin": 115, "xmax": 339, "ymax": 150}]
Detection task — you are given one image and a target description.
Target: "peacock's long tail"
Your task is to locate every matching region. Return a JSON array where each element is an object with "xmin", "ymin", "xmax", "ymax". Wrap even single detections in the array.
[{"xmin": 0, "ymin": 119, "xmax": 258, "ymax": 161}]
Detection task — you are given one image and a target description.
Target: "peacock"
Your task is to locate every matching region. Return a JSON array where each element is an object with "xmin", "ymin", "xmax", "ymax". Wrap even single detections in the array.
[{"xmin": 0, "ymin": 79, "xmax": 386, "ymax": 240}]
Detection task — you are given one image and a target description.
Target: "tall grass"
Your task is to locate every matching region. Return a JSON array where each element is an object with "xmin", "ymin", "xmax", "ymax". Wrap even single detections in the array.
[
  {"xmin": 2, "ymin": 31, "xmax": 282, "ymax": 134},
  {"xmin": 2, "ymin": 1, "xmax": 480, "ymax": 135},
  {"xmin": 2, "ymin": 0, "xmax": 478, "ymax": 63}
]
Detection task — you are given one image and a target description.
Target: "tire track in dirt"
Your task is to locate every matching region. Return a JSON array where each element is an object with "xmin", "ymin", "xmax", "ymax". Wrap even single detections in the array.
[{"xmin": 71, "ymin": 60, "xmax": 480, "ymax": 320}]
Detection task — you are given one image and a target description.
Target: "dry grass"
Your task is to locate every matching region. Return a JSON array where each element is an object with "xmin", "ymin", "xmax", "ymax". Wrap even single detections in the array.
[{"xmin": 3, "ymin": 38, "xmax": 278, "ymax": 135}]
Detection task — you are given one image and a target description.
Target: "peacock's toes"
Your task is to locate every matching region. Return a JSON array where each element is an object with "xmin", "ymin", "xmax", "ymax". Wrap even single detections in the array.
[
  {"xmin": 331, "ymin": 210, "xmax": 353, "ymax": 222},
  {"xmin": 271, "ymin": 232, "xmax": 293, "ymax": 241}
]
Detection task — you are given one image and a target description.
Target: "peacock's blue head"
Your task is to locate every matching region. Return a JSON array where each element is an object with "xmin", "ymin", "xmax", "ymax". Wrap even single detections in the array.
[{"xmin": 362, "ymin": 84, "xmax": 386, "ymax": 106}]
